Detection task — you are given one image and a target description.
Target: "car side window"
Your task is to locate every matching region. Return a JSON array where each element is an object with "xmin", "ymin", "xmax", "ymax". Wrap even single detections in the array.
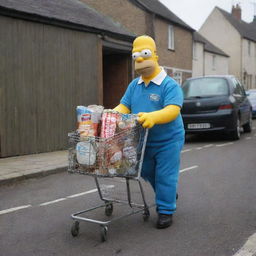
[
  {"xmin": 231, "ymin": 78, "xmax": 243, "ymax": 96},
  {"xmin": 236, "ymin": 79, "xmax": 246, "ymax": 96}
]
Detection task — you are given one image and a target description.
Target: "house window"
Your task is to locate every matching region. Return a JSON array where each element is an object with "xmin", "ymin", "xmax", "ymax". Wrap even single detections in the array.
[
  {"xmin": 168, "ymin": 25, "xmax": 174, "ymax": 50},
  {"xmin": 212, "ymin": 55, "xmax": 216, "ymax": 70},
  {"xmin": 248, "ymin": 41, "xmax": 251, "ymax": 56},
  {"xmin": 173, "ymin": 71, "xmax": 182, "ymax": 85}
]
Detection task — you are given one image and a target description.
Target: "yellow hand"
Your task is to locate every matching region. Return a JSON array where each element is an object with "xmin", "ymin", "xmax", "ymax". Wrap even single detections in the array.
[
  {"xmin": 138, "ymin": 112, "xmax": 155, "ymax": 128},
  {"xmin": 113, "ymin": 104, "xmax": 130, "ymax": 114},
  {"xmin": 138, "ymin": 105, "xmax": 181, "ymax": 129}
]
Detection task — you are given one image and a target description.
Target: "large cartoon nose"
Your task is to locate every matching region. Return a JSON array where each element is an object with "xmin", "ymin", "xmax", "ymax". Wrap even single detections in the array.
[{"xmin": 136, "ymin": 56, "xmax": 144, "ymax": 63}]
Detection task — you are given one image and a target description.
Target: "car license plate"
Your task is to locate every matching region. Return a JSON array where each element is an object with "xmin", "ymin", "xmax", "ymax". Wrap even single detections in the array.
[{"xmin": 187, "ymin": 123, "xmax": 210, "ymax": 129}]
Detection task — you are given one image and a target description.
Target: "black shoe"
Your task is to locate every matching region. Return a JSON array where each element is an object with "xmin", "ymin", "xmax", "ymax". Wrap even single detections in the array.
[{"xmin": 156, "ymin": 214, "xmax": 173, "ymax": 229}]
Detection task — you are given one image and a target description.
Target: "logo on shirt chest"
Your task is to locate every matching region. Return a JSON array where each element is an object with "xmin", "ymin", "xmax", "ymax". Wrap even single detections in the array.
[{"xmin": 149, "ymin": 93, "xmax": 160, "ymax": 102}]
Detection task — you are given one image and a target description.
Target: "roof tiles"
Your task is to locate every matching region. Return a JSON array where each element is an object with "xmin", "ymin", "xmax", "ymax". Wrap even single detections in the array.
[
  {"xmin": 0, "ymin": 0, "xmax": 135, "ymax": 40},
  {"xmin": 217, "ymin": 7, "xmax": 256, "ymax": 42}
]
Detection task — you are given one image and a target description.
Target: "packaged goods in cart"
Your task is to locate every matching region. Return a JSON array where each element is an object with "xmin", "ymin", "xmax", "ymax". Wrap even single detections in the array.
[
  {"xmin": 76, "ymin": 141, "xmax": 96, "ymax": 166},
  {"xmin": 117, "ymin": 114, "xmax": 137, "ymax": 132},
  {"xmin": 100, "ymin": 110, "xmax": 121, "ymax": 138},
  {"xmin": 123, "ymin": 139, "xmax": 137, "ymax": 164},
  {"xmin": 76, "ymin": 106, "xmax": 93, "ymax": 137},
  {"xmin": 106, "ymin": 143, "xmax": 123, "ymax": 175},
  {"xmin": 76, "ymin": 106, "xmax": 91, "ymax": 124},
  {"xmin": 76, "ymin": 105, "xmax": 103, "ymax": 137},
  {"xmin": 121, "ymin": 137, "xmax": 138, "ymax": 176},
  {"xmin": 88, "ymin": 105, "xmax": 104, "ymax": 136},
  {"xmin": 72, "ymin": 105, "xmax": 145, "ymax": 176}
]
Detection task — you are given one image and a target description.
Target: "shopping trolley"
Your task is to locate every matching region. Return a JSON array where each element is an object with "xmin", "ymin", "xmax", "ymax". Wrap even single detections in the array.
[{"xmin": 68, "ymin": 123, "xmax": 149, "ymax": 242}]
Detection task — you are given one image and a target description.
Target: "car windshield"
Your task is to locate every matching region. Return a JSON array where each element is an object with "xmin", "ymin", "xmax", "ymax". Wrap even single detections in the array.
[{"xmin": 182, "ymin": 78, "xmax": 229, "ymax": 99}]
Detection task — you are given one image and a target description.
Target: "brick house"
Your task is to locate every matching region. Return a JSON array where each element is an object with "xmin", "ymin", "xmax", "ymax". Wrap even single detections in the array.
[
  {"xmin": 200, "ymin": 5, "xmax": 256, "ymax": 89},
  {"xmin": 81, "ymin": 0, "xmax": 195, "ymax": 85}
]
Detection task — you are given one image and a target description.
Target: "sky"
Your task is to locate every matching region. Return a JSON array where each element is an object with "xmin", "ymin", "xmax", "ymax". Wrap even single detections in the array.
[{"xmin": 159, "ymin": 0, "xmax": 256, "ymax": 30}]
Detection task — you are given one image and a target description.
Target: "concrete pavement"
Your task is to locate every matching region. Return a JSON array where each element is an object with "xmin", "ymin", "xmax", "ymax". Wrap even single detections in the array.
[{"xmin": 0, "ymin": 151, "xmax": 68, "ymax": 185}]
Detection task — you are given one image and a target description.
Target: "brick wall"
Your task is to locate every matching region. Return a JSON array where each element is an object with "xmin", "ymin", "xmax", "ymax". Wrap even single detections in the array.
[
  {"xmin": 80, "ymin": 0, "xmax": 147, "ymax": 35},
  {"xmin": 155, "ymin": 18, "xmax": 193, "ymax": 71}
]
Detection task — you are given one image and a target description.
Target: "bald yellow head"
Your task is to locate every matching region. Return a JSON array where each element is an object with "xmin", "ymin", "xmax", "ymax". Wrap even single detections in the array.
[
  {"xmin": 132, "ymin": 35, "xmax": 161, "ymax": 82},
  {"xmin": 133, "ymin": 35, "xmax": 157, "ymax": 53}
]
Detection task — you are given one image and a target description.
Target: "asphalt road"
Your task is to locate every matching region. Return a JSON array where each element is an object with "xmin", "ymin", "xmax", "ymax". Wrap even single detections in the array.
[{"xmin": 1, "ymin": 121, "xmax": 256, "ymax": 256}]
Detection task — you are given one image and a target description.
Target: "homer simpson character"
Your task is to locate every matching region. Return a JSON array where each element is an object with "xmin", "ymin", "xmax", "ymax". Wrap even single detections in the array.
[{"xmin": 114, "ymin": 35, "xmax": 185, "ymax": 229}]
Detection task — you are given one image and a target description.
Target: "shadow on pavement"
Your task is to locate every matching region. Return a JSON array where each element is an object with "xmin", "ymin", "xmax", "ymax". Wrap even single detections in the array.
[{"xmin": 185, "ymin": 132, "xmax": 233, "ymax": 143}]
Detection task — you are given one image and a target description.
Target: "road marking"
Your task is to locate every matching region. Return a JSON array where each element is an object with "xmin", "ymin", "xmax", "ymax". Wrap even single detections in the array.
[
  {"xmin": 66, "ymin": 189, "xmax": 98, "ymax": 198},
  {"xmin": 233, "ymin": 233, "xmax": 256, "ymax": 256},
  {"xmin": 180, "ymin": 165, "xmax": 198, "ymax": 173},
  {"xmin": 216, "ymin": 142, "xmax": 234, "ymax": 147},
  {"xmin": 40, "ymin": 185, "xmax": 115, "ymax": 205},
  {"xmin": 39, "ymin": 198, "xmax": 66, "ymax": 206},
  {"xmin": 203, "ymin": 144, "xmax": 214, "ymax": 148},
  {"xmin": 181, "ymin": 149, "xmax": 192, "ymax": 153},
  {"xmin": 182, "ymin": 144, "xmax": 214, "ymax": 153},
  {"xmin": 66, "ymin": 185, "xmax": 115, "ymax": 198},
  {"xmin": 0, "ymin": 205, "xmax": 32, "ymax": 215},
  {"xmin": 245, "ymin": 137, "xmax": 252, "ymax": 140}
]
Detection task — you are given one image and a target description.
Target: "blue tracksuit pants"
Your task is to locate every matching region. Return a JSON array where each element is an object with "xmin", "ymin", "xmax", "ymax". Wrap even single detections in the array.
[{"xmin": 141, "ymin": 139, "xmax": 184, "ymax": 214}]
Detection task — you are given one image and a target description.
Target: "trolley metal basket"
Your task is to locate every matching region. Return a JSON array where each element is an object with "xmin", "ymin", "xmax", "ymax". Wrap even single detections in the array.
[{"xmin": 68, "ymin": 123, "xmax": 149, "ymax": 242}]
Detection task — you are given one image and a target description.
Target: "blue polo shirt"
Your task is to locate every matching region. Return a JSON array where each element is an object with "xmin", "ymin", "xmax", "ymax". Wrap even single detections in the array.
[{"xmin": 120, "ymin": 69, "xmax": 184, "ymax": 146}]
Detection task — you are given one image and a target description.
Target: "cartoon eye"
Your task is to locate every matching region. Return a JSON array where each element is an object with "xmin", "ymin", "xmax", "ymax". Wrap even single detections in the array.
[
  {"xmin": 132, "ymin": 52, "xmax": 140, "ymax": 60},
  {"xmin": 140, "ymin": 49, "xmax": 152, "ymax": 58}
]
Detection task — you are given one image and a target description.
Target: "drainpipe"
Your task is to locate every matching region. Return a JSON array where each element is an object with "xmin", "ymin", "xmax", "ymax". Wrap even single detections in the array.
[
  {"xmin": 240, "ymin": 37, "xmax": 243, "ymax": 85},
  {"xmin": 203, "ymin": 48, "xmax": 205, "ymax": 76},
  {"xmin": 151, "ymin": 12, "xmax": 155, "ymax": 39},
  {"xmin": 145, "ymin": 12, "xmax": 155, "ymax": 38}
]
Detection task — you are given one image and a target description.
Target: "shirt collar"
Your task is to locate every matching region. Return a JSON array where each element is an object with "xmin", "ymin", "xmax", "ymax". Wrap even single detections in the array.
[{"xmin": 138, "ymin": 67, "xmax": 167, "ymax": 86}]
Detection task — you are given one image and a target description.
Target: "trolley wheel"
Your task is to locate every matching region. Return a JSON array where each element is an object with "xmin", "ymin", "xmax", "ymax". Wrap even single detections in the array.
[
  {"xmin": 105, "ymin": 203, "xmax": 113, "ymax": 217},
  {"xmin": 71, "ymin": 221, "xmax": 80, "ymax": 237},
  {"xmin": 176, "ymin": 193, "xmax": 179, "ymax": 200},
  {"xmin": 100, "ymin": 226, "xmax": 108, "ymax": 242},
  {"xmin": 143, "ymin": 208, "xmax": 150, "ymax": 221}
]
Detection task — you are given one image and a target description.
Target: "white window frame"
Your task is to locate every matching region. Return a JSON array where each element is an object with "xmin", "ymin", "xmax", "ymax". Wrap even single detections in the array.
[
  {"xmin": 173, "ymin": 71, "xmax": 182, "ymax": 85},
  {"xmin": 168, "ymin": 25, "xmax": 174, "ymax": 50}
]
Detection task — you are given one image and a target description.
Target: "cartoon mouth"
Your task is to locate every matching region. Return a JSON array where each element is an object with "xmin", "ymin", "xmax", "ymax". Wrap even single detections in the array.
[{"xmin": 136, "ymin": 67, "xmax": 151, "ymax": 72}]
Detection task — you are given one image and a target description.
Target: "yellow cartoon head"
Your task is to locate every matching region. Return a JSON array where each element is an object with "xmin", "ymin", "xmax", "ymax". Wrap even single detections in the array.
[{"xmin": 132, "ymin": 35, "xmax": 160, "ymax": 79}]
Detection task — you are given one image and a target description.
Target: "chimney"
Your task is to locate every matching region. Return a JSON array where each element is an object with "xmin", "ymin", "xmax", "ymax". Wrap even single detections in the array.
[{"xmin": 232, "ymin": 4, "xmax": 242, "ymax": 20}]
